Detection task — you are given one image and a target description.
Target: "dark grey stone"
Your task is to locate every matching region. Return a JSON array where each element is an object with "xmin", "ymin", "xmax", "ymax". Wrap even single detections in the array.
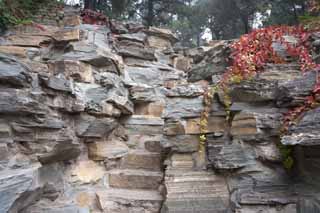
[
  {"xmin": 76, "ymin": 114, "xmax": 118, "ymax": 138},
  {"xmin": 0, "ymin": 89, "xmax": 47, "ymax": 115},
  {"xmin": 0, "ymin": 54, "xmax": 32, "ymax": 88},
  {"xmin": 38, "ymin": 143, "xmax": 81, "ymax": 164}
]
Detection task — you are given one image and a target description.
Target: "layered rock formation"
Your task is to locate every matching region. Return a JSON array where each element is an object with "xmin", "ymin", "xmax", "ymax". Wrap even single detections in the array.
[{"xmin": 0, "ymin": 5, "xmax": 320, "ymax": 213}]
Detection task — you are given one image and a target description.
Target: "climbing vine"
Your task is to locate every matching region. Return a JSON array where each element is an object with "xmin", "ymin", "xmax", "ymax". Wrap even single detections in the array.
[{"xmin": 199, "ymin": 25, "xmax": 320, "ymax": 168}]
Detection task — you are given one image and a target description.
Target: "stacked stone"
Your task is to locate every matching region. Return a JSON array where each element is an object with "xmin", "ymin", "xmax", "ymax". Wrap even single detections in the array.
[{"xmin": 1, "ymin": 4, "xmax": 320, "ymax": 213}]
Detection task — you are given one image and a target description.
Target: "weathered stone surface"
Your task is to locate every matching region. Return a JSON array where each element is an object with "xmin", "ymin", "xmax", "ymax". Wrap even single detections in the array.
[
  {"xmin": 163, "ymin": 97, "xmax": 224, "ymax": 119},
  {"xmin": 24, "ymin": 201, "xmax": 89, "ymax": 213},
  {"xmin": 120, "ymin": 151, "xmax": 162, "ymax": 171},
  {"xmin": 75, "ymin": 77, "xmax": 133, "ymax": 115},
  {"xmin": 0, "ymin": 89, "xmax": 47, "ymax": 115},
  {"xmin": 96, "ymin": 189, "xmax": 162, "ymax": 213},
  {"xmin": 188, "ymin": 41, "xmax": 230, "ymax": 82},
  {"xmin": 117, "ymin": 33, "xmax": 147, "ymax": 44},
  {"xmin": 38, "ymin": 143, "xmax": 81, "ymax": 165},
  {"xmin": 207, "ymin": 142, "xmax": 254, "ymax": 169},
  {"xmin": 230, "ymin": 108, "xmax": 282, "ymax": 142},
  {"xmin": 147, "ymin": 35, "xmax": 172, "ymax": 50},
  {"xmin": 165, "ymin": 84, "xmax": 204, "ymax": 97},
  {"xmin": 281, "ymin": 107, "xmax": 320, "ymax": 146},
  {"xmin": 118, "ymin": 46, "xmax": 156, "ymax": 61},
  {"xmin": 163, "ymin": 168, "xmax": 229, "ymax": 213},
  {"xmin": 76, "ymin": 114, "xmax": 118, "ymax": 138},
  {"xmin": 0, "ymin": 166, "xmax": 41, "ymax": 213},
  {"xmin": 172, "ymin": 55, "xmax": 191, "ymax": 72},
  {"xmin": 144, "ymin": 27, "xmax": 178, "ymax": 44},
  {"xmin": 40, "ymin": 75, "xmax": 72, "ymax": 93},
  {"xmin": 229, "ymin": 64, "xmax": 306, "ymax": 104},
  {"xmin": 0, "ymin": 46, "xmax": 29, "ymax": 58},
  {"xmin": 71, "ymin": 160, "xmax": 105, "ymax": 183},
  {"xmin": 164, "ymin": 116, "xmax": 225, "ymax": 136},
  {"xmin": 109, "ymin": 169, "xmax": 163, "ymax": 190},
  {"xmin": 124, "ymin": 65, "xmax": 185, "ymax": 87},
  {"xmin": 48, "ymin": 60, "xmax": 94, "ymax": 83},
  {"xmin": 134, "ymin": 102, "xmax": 164, "ymax": 117},
  {"xmin": 88, "ymin": 140, "xmax": 129, "ymax": 160},
  {"xmin": 276, "ymin": 70, "xmax": 317, "ymax": 107},
  {"xmin": 0, "ymin": 54, "xmax": 32, "ymax": 88},
  {"xmin": 236, "ymin": 204, "xmax": 297, "ymax": 213},
  {"xmin": 53, "ymin": 28, "xmax": 80, "ymax": 42},
  {"xmin": 124, "ymin": 115, "xmax": 164, "ymax": 135},
  {"xmin": 1, "ymin": 35, "xmax": 52, "ymax": 47},
  {"xmin": 161, "ymin": 135, "xmax": 199, "ymax": 153},
  {"xmin": 129, "ymin": 86, "xmax": 165, "ymax": 103}
]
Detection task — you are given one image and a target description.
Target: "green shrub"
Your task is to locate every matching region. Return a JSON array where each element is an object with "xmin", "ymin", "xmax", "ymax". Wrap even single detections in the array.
[{"xmin": 0, "ymin": 0, "xmax": 64, "ymax": 33}]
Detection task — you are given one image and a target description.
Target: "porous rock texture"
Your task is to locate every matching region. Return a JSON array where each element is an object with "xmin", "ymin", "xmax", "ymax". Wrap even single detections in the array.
[{"xmin": 0, "ymin": 5, "xmax": 320, "ymax": 213}]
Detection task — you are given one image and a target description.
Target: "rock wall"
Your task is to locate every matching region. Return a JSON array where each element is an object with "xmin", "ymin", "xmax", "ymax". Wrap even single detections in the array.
[{"xmin": 0, "ymin": 6, "xmax": 320, "ymax": 213}]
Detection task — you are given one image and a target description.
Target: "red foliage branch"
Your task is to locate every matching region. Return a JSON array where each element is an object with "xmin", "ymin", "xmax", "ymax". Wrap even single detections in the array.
[
  {"xmin": 201, "ymin": 25, "xmax": 319, "ymax": 135},
  {"xmin": 81, "ymin": 9, "xmax": 108, "ymax": 25}
]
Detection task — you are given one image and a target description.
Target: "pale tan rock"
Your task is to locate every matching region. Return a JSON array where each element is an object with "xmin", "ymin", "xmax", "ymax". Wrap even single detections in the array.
[
  {"xmin": 171, "ymin": 154, "xmax": 194, "ymax": 169},
  {"xmin": 54, "ymin": 28, "xmax": 80, "ymax": 42},
  {"xmin": 134, "ymin": 102, "xmax": 164, "ymax": 117},
  {"xmin": 172, "ymin": 56, "xmax": 191, "ymax": 72},
  {"xmin": 231, "ymin": 113, "xmax": 257, "ymax": 136},
  {"xmin": 147, "ymin": 35, "xmax": 172, "ymax": 50},
  {"xmin": 76, "ymin": 192, "xmax": 92, "ymax": 207},
  {"xmin": 2, "ymin": 35, "xmax": 51, "ymax": 47},
  {"xmin": 0, "ymin": 46, "xmax": 28, "ymax": 58},
  {"xmin": 120, "ymin": 151, "xmax": 162, "ymax": 171},
  {"xmin": 109, "ymin": 169, "xmax": 163, "ymax": 190},
  {"xmin": 164, "ymin": 116, "xmax": 225, "ymax": 135},
  {"xmin": 185, "ymin": 116, "xmax": 225, "ymax": 134},
  {"xmin": 63, "ymin": 16, "xmax": 81, "ymax": 27},
  {"xmin": 88, "ymin": 140, "xmax": 129, "ymax": 161},
  {"xmin": 48, "ymin": 60, "xmax": 94, "ymax": 83},
  {"xmin": 72, "ymin": 160, "xmax": 105, "ymax": 183},
  {"xmin": 255, "ymin": 143, "xmax": 282, "ymax": 162}
]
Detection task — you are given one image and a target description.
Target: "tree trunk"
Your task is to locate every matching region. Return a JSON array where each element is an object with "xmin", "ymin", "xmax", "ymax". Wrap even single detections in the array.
[
  {"xmin": 147, "ymin": 0, "xmax": 154, "ymax": 26},
  {"xmin": 84, "ymin": 0, "xmax": 96, "ymax": 10},
  {"xmin": 241, "ymin": 15, "xmax": 250, "ymax": 34},
  {"xmin": 197, "ymin": 33, "xmax": 201, "ymax": 47},
  {"xmin": 290, "ymin": 0, "xmax": 299, "ymax": 24}
]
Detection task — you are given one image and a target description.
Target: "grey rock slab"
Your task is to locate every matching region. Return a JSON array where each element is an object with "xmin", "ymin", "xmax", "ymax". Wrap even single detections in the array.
[
  {"xmin": 118, "ymin": 46, "xmax": 156, "ymax": 61},
  {"xmin": 281, "ymin": 107, "xmax": 320, "ymax": 146},
  {"xmin": 108, "ymin": 169, "xmax": 163, "ymax": 190},
  {"xmin": 0, "ymin": 89, "xmax": 47, "ymax": 115},
  {"xmin": 38, "ymin": 143, "xmax": 81, "ymax": 165},
  {"xmin": 143, "ymin": 27, "xmax": 178, "ymax": 43},
  {"xmin": 164, "ymin": 84, "xmax": 204, "ymax": 97},
  {"xmin": 161, "ymin": 135, "xmax": 199, "ymax": 153},
  {"xmin": 116, "ymin": 33, "xmax": 146, "ymax": 44},
  {"xmin": 76, "ymin": 114, "xmax": 118, "ymax": 138},
  {"xmin": 0, "ymin": 166, "xmax": 41, "ymax": 213},
  {"xmin": 275, "ymin": 71, "xmax": 317, "ymax": 107},
  {"xmin": 207, "ymin": 142, "xmax": 254, "ymax": 170},
  {"xmin": 39, "ymin": 74, "xmax": 72, "ymax": 93},
  {"xmin": 124, "ymin": 65, "xmax": 186, "ymax": 87},
  {"xmin": 163, "ymin": 96, "xmax": 224, "ymax": 119},
  {"xmin": 0, "ymin": 54, "xmax": 32, "ymax": 88}
]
